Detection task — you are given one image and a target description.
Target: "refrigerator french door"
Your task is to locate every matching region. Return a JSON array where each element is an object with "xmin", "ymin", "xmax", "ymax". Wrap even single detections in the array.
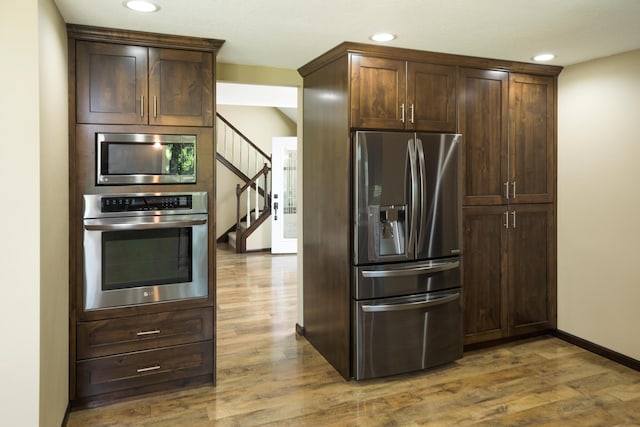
[
  {"xmin": 353, "ymin": 131, "xmax": 462, "ymax": 264},
  {"xmin": 352, "ymin": 131, "xmax": 463, "ymax": 379}
]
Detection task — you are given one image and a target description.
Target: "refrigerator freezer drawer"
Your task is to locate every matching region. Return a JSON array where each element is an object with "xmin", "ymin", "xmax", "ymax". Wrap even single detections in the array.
[
  {"xmin": 353, "ymin": 289, "xmax": 462, "ymax": 380},
  {"xmin": 353, "ymin": 258, "xmax": 460, "ymax": 300}
]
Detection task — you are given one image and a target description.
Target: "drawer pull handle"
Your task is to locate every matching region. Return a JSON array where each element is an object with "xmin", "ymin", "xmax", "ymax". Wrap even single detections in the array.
[
  {"xmin": 136, "ymin": 330, "xmax": 161, "ymax": 336},
  {"xmin": 137, "ymin": 365, "xmax": 161, "ymax": 373}
]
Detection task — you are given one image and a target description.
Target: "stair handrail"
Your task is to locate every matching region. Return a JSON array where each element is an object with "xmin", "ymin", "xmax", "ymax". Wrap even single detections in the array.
[{"xmin": 217, "ymin": 113, "xmax": 271, "ymax": 161}]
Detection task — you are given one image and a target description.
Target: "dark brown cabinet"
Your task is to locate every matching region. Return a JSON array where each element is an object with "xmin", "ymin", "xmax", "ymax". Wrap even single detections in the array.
[
  {"xmin": 76, "ymin": 341, "xmax": 213, "ymax": 398},
  {"xmin": 68, "ymin": 25, "xmax": 224, "ymax": 407},
  {"xmin": 459, "ymin": 66, "xmax": 557, "ymax": 345},
  {"xmin": 462, "ymin": 206, "xmax": 508, "ymax": 344},
  {"xmin": 507, "ymin": 204, "xmax": 556, "ymax": 335},
  {"xmin": 350, "ymin": 55, "xmax": 456, "ymax": 132},
  {"xmin": 458, "ymin": 68, "xmax": 509, "ymax": 206},
  {"xmin": 508, "ymin": 73, "xmax": 556, "ymax": 204},
  {"xmin": 76, "ymin": 41, "xmax": 213, "ymax": 126},
  {"xmin": 459, "ymin": 70, "xmax": 555, "ymax": 206},
  {"xmin": 463, "ymin": 204, "xmax": 555, "ymax": 345},
  {"xmin": 77, "ymin": 308, "xmax": 214, "ymax": 359}
]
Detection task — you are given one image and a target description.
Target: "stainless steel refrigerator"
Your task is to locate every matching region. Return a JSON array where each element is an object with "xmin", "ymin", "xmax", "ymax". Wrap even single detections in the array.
[{"xmin": 352, "ymin": 131, "xmax": 463, "ymax": 380}]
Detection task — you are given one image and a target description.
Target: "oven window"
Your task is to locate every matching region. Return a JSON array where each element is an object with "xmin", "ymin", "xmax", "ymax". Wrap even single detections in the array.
[{"xmin": 102, "ymin": 228, "xmax": 192, "ymax": 290}]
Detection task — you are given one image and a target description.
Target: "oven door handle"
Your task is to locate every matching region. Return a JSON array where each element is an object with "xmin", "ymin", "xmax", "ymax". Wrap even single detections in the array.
[
  {"xmin": 361, "ymin": 260, "xmax": 459, "ymax": 278},
  {"xmin": 84, "ymin": 218, "xmax": 207, "ymax": 231},
  {"xmin": 362, "ymin": 292, "xmax": 460, "ymax": 313}
]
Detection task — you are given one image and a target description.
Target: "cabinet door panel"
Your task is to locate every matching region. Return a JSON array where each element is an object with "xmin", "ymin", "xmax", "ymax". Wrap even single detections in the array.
[
  {"xmin": 350, "ymin": 55, "xmax": 406, "ymax": 130},
  {"xmin": 149, "ymin": 48, "xmax": 213, "ymax": 126},
  {"xmin": 458, "ymin": 68, "xmax": 509, "ymax": 206},
  {"xmin": 76, "ymin": 41, "xmax": 148, "ymax": 124},
  {"xmin": 509, "ymin": 74, "xmax": 555, "ymax": 203},
  {"xmin": 462, "ymin": 206, "xmax": 508, "ymax": 344},
  {"xmin": 407, "ymin": 62, "xmax": 456, "ymax": 132},
  {"xmin": 508, "ymin": 204, "xmax": 556, "ymax": 335}
]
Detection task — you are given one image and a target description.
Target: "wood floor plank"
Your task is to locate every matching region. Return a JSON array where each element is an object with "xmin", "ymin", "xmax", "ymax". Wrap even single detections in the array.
[{"xmin": 66, "ymin": 245, "xmax": 640, "ymax": 426}]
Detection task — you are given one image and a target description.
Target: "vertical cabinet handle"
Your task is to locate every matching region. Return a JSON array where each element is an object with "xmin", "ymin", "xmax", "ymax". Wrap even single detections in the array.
[
  {"xmin": 504, "ymin": 181, "xmax": 510, "ymax": 199},
  {"xmin": 504, "ymin": 211, "xmax": 509, "ymax": 228},
  {"xmin": 153, "ymin": 95, "xmax": 157, "ymax": 118},
  {"xmin": 410, "ymin": 104, "xmax": 415, "ymax": 124},
  {"xmin": 512, "ymin": 211, "xmax": 516, "ymax": 228},
  {"xmin": 400, "ymin": 103, "xmax": 405, "ymax": 123},
  {"xmin": 512, "ymin": 181, "xmax": 517, "ymax": 199},
  {"xmin": 140, "ymin": 95, "xmax": 144, "ymax": 117}
]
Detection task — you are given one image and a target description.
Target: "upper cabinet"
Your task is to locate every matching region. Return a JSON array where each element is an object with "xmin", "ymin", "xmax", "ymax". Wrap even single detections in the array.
[
  {"xmin": 76, "ymin": 40, "xmax": 213, "ymax": 127},
  {"xmin": 459, "ymin": 69, "xmax": 556, "ymax": 206},
  {"xmin": 458, "ymin": 68, "xmax": 509, "ymax": 206},
  {"xmin": 508, "ymin": 73, "xmax": 556, "ymax": 204},
  {"xmin": 350, "ymin": 55, "xmax": 456, "ymax": 132}
]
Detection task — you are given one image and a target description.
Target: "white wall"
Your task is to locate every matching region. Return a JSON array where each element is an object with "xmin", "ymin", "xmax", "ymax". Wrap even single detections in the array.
[
  {"xmin": 0, "ymin": 1, "xmax": 42, "ymax": 426},
  {"xmin": 558, "ymin": 49, "xmax": 640, "ymax": 360},
  {"xmin": 0, "ymin": 2, "xmax": 68, "ymax": 426},
  {"xmin": 38, "ymin": 0, "xmax": 69, "ymax": 425}
]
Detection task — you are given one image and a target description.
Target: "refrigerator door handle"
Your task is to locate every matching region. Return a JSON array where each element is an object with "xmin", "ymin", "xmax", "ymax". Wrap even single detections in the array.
[
  {"xmin": 361, "ymin": 260, "xmax": 460, "ymax": 278},
  {"xmin": 415, "ymin": 138, "xmax": 427, "ymax": 251},
  {"xmin": 407, "ymin": 138, "xmax": 418, "ymax": 258},
  {"xmin": 362, "ymin": 292, "xmax": 460, "ymax": 313}
]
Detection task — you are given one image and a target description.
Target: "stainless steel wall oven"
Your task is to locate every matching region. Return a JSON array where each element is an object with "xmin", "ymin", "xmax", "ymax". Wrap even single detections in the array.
[{"xmin": 82, "ymin": 191, "xmax": 208, "ymax": 310}]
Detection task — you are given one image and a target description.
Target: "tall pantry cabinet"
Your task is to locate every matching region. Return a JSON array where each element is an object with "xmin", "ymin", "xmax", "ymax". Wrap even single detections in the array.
[
  {"xmin": 459, "ymin": 68, "xmax": 558, "ymax": 344},
  {"xmin": 299, "ymin": 43, "xmax": 562, "ymax": 378},
  {"xmin": 67, "ymin": 25, "xmax": 224, "ymax": 407}
]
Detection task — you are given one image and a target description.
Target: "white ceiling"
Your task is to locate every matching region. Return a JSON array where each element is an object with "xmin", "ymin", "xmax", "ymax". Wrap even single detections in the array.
[{"xmin": 54, "ymin": 0, "xmax": 640, "ymax": 70}]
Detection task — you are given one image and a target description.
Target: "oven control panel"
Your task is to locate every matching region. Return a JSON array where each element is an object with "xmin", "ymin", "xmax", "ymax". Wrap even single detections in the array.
[{"xmin": 101, "ymin": 195, "xmax": 193, "ymax": 212}]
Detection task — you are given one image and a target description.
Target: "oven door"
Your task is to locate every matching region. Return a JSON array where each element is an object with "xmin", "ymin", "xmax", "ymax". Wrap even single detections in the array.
[{"xmin": 83, "ymin": 213, "xmax": 208, "ymax": 310}]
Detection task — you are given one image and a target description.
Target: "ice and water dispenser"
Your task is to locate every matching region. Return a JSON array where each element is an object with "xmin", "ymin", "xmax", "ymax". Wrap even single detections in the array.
[{"xmin": 368, "ymin": 204, "xmax": 406, "ymax": 258}]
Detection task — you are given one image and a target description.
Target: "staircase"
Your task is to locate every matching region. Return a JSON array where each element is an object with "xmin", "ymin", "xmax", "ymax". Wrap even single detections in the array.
[{"xmin": 216, "ymin": 113, "xmax": 272, "ymax": 253}]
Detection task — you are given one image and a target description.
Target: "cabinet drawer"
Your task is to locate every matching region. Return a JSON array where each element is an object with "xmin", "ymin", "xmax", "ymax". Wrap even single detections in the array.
[
  {"xmin": 76, "ymin": 341, "xmax": 213, "ymax": 398},
  {"xmin": 77, "ymin": 308, "xmax": 213, "ymax": 359}
]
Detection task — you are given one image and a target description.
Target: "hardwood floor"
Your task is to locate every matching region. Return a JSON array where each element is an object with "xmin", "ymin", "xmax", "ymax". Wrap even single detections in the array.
[{"xmin": 67, "ymin": 245, "xmax": 640, "ymax": 426}]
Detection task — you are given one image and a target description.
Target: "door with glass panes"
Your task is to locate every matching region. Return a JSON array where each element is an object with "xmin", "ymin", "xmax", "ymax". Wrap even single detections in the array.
[{"xmin": 271, "ymin": 137, "xmax": 298, "ymax": 253}]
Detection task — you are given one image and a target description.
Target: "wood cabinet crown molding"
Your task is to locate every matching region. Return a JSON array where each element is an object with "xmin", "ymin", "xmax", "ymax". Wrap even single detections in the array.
[
  {"xmin": 67, "ymin": 24, "xmax": 225, "ymax": 52},
  {"xmin": 298, "ymin": 41, "xmax": 563, "ymax": 78}
]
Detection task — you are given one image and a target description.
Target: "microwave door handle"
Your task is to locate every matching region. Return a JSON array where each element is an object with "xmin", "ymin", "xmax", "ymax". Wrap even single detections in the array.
[
  {"xmin": 85, "ymin": 218, "xmax": 207, "ymax": 231},
  {"xmin": 362, "ymin": 292, "xmax": 460, "ymax": 313},
  {"xmin": 361, "ymin": 260, "xmax": 459, "ymax": 278}
]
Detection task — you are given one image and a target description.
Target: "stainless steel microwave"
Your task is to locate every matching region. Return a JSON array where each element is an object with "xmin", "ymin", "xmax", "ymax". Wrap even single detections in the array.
[{"xmin": 96, "ymin": 133, "xmax": 196, "ymax": 185}]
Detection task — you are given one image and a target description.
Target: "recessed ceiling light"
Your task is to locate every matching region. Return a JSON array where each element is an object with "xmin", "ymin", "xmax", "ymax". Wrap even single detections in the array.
[
  {"xmin": 533, "ymin": 53, "xmax": 555, "ymax": 62},
  {"xmin": 369, "ymin": 33, "xmax": 397, "ymax": 42},
  {"xmin": 124, "ymin": 1, "xmax": 159, "ymax": 13}
]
